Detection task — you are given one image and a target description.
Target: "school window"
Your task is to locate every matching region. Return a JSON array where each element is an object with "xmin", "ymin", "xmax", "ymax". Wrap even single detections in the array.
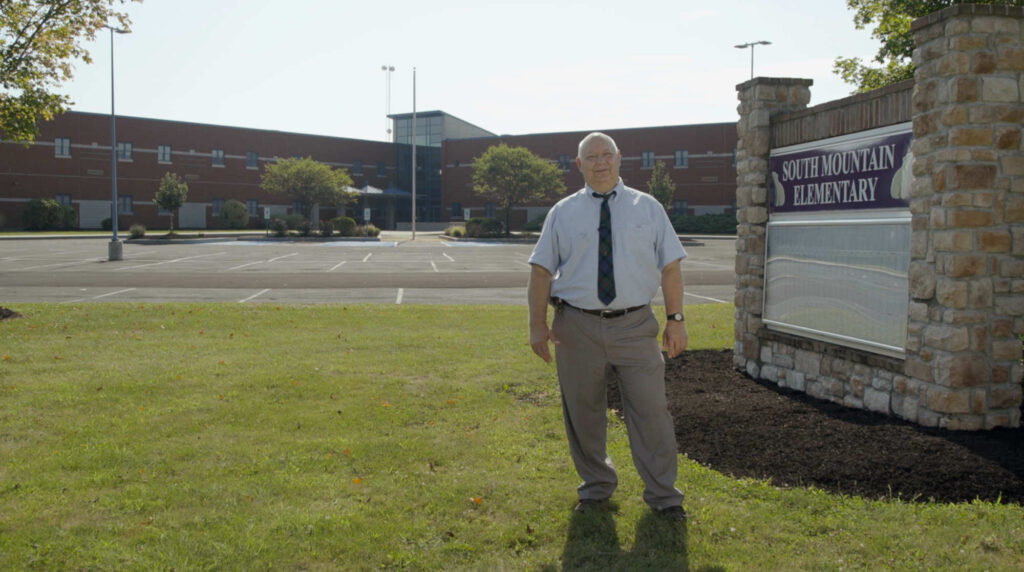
[
  {"xmin": 118, "ymin": 195, "xmax": 133, "ymax": 215},
  {"xmin": 246, "ymin": 199, "xmax": 258, "ymax": 218},
  {"xmin": 674, "ymin": 150, "xmax": 689, "ymax": 169},
  {"xmin": 157, "ymin": 144, "xmax": 172, "ymax": 163},
  {"xmin": 557, "ymin": 154, "xmax": 571, "ymax": 171},
  {"xmin": 54, "ymin": 137, "xmax": 71, "ymax": 158},
  {"xmin": 55, "ymin": 194, "xmax": 71, "ymax": 207},
  {"xmin": 292, "ymin": 200, "xmax": 303, "ymax": 214},
  {"xmin": 211, "ymin": 198, "xmax": 223, "ymax": 217},
  {"xmin": 117, "ymin": 141, "xmax": 132, "ymax": 161},
  {"xmin": 673, "ymin": 200, "xmax": 688, "ymax": 215},
  {"xmin": 451, "ymin": 202, "xmax": 461, "ymax": 218},
  {"xmin": 352, "ymin": 160, "xmax": 363, "ymax": 176},
  {"xmin": 211, "ymin": 149, "xmax": 225, "ymax": 167},
  {"xmin": 485, "ymin": 202, "xmax": 495, "ymax": 218},
  {"xmin": 246, "ymin": 152, "xmax": 258, "ymax": 169},
  {"xmin": 641, "ymin": 151, "xmax": 655, "ymax": 169},
  {"xmin": 376, "ymin": 161, "xmax": 386, "ymax": 177}
]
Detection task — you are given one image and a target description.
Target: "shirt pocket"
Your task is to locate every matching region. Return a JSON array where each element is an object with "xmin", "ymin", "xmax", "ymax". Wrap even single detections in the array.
[
  {"xmin": 625, "ymin": 221, "xmax": 657, "ymax": 261},
  {"xmin": 567, "ymin": 230, "xmax": 594, "ymax": 261}
]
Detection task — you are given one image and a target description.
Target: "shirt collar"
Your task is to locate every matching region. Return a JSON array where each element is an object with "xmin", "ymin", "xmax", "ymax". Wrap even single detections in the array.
[{"xmin": 585, "ymin": 178, "xmax": 624, "ymax": 199}]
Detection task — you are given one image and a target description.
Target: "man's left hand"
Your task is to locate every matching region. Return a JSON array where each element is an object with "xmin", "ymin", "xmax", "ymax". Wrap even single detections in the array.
[{"xmin": 662, "ymin": 320, "xmax": 688, "ymax": 358}]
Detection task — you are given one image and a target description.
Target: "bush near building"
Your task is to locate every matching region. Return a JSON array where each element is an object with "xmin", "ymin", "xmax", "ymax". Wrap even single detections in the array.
[
  {"xmin": 268, "ymin": 218, "xmax": 288, "ymax": 237},
  {"xmin": 465, "ymin": 217, "xmax": 504, "ymax": 238},
  {"xmin": 22, "ymin": 198, "xmax": 75, "ymax": 231},
  {"xmin": 332, "ymin": 217, "xmax": 357, "ymax": 237},
  {"xmin": 219, "ymin": 199, "xmax": 249, "ymax": 230},
  {"xmin": 670, "ymin": 213, "xmax": 737, "ymax": 235}
]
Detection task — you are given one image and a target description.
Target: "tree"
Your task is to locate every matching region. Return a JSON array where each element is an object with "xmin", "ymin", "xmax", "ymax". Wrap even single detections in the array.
[
  {"xmin": 646, "ymin": 161, "xmax": 675, "ymax": 211},
  {"xmin": 1, "ymin": 1, "xmax": 140, "ymax": 143},
  {"xmin": 833, "ymin": 0, "xmax": 1019, "ymax": 92},
  {"xmin": 259, "ymin": 156, "xmax": 355, "ymax": 225},
  {"xmin": 472, "ymin": 144, "xmax": 566, "ymax": 237},
  {"xmin": 154, "ymin": 172, "xmax": 187, "ymax": 232}
]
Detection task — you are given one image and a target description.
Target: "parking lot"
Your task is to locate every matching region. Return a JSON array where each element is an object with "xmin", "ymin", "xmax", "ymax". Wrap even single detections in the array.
[{"xmin": 0, "ymin": 232, "xmax": 736, "ymax": 306}]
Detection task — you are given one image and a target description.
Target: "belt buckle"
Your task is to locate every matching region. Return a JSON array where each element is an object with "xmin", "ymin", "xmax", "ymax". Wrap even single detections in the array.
[{"xmin": 599, "ymin": 309, "xmax": 616, "ymax": 319}]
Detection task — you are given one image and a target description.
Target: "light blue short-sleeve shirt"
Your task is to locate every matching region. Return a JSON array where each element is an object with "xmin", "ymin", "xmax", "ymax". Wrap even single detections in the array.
[{"xmin": 528, "ymin": 179, "xmax": 686, "ymax": 310}]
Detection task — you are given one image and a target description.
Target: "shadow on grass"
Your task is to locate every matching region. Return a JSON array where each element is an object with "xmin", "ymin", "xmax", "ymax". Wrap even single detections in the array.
[{"xmin": 553, "ymin": 506, "xmax": 722, "ymax": 571}]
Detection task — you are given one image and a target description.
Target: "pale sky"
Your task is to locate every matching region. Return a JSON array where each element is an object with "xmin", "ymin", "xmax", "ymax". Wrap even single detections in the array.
[{"xmin": 59, "ymin": 0, "xmax": 881, "ymax": 142}]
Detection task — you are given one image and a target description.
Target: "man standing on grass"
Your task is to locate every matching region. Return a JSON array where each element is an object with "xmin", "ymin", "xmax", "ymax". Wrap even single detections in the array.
[{"xmin": 527, "ymin": 132, "xmax": 688, "ymax": 521}]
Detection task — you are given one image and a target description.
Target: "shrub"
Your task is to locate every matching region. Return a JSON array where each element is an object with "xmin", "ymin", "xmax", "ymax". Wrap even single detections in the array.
[
  {"xmin": 522, "ymin": 212, "xmax": 547, "ymax": 232},
  {"xmin": 465, "ymin": 217, "xmax": 504, "ymax": 238},
  {"xmin": 283, "ymin": 213, "xmax": 306, "ymax": 229},
  {"xmin": 297, "ymin": 221, "xmax": 313, "ymax": 236},
  {"xmin": 22, "ymin": 198, "xmax": 74, "ymax": 231},
  {"xmin": 129, "ymin": 224, "xmax": 146, "ymax": 239},
  {"xmin": 358, "ymin": 224, "xmax": 380, "ymax": 237},
  {"xmin": 332, "ymin": 217, "xmax": 357, "ymax": 237},
  {"xmin": 220, "ymin": 199, "xmax": 249, "ymax": 229},
  {"xmin": 670, "ymin": 213, "xmax": 737, "ymax": 235},
  {"xmin": 101, "ymin": 218, "xmax": 113, "ymax": 231},
  {"xmin": 268, "ymin": 217, "xmax": 288, "ymax": 237},
  {"xmin": 0, "ymin": 212, "xmax": 6, "ymax": 230},
  {"xmin": 319, "ymin": 220, "xmax": 334, "ymax": 237},
  {"xmin": 444, "ymin": 225, "xmax": 465, "ymax": 238}
]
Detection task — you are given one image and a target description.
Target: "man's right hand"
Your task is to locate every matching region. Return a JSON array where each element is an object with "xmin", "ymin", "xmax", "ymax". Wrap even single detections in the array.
[{"xmin": 530, "ymin": 323, "xmax": 557, "ymax": 363}]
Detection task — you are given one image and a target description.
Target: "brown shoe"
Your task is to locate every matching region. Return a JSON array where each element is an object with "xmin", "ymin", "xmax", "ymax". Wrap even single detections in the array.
[
  {"xmin": 573, "ymin": 498, "xmax": 609, "ymax": 513},
  {"xmin": 656, "ymin": 506, "xmax": 687, "ymax": 521}
]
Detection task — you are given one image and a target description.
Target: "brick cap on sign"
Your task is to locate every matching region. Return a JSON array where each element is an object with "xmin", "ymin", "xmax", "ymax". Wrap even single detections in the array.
[
  {"xmin": 911, "ymin": 3, "xmax": 1024, "ymax": 33},
  {"xmin": 735, "ymin": 77, "xmax": 814, "ymax": 91}
]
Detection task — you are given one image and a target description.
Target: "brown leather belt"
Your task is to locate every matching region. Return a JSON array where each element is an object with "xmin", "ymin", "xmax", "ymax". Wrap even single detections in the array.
[{"xmin": 551, "ymin": 298, "xmax": 647, "ymax": 319}]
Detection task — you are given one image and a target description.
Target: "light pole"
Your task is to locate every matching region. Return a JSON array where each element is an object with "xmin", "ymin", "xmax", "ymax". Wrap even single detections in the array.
[
  {"xmin": 735, "ymin": 40, "xmax": 770, "ymax": 80},
  {"xmin": 381, "ymin": 65, "xmax": 394, "ymax": 140},
  {"xmin": 411, "ymin": 67, "xmax": 416, "ymax": 240},
  {"xmin": 106, "ymin": 25, "xmax": 130, "ymax": 261}
]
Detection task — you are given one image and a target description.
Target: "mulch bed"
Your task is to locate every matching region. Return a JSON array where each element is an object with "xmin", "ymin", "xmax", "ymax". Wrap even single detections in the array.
[{"xmin": 612, "ymin": 349, "xmax": 1024, "ymax": 504}]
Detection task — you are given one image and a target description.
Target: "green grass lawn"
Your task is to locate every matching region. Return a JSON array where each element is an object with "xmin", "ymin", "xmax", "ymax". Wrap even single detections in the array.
[{"xmin": 1, "ymin": 303, "xmax": 1021, "ymax": 570}]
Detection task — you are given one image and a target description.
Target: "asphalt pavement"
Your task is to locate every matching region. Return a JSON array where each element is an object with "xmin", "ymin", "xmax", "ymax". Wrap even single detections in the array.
[{"xmin": 0, "ymin": 232, "xmax": 736, "ymax": 306}]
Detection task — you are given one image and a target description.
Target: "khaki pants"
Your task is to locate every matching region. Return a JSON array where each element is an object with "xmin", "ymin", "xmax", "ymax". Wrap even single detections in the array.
[{"xmin": 552, "ymin": 304, "xmax": 684, "ymax": 509}]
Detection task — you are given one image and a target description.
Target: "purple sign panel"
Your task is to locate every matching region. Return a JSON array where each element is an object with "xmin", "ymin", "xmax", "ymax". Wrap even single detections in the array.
[{"xmin": 769, "ymin": 126, "xmax": 912, "ymax": 214}]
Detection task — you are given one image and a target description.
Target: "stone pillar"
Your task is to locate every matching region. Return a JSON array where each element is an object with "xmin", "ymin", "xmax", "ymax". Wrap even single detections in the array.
[
  {"xmin": 734, "ymin": 78, "xmax": 812, "ymax": 376},
  {"xmin": 908, "ymin": 4, "xmax": 1024, "ymax": 429}
]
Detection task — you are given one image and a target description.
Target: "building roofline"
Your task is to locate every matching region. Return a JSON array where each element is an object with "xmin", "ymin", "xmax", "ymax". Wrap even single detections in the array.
[
  {"xmin": 444, "ymin": 121, "xmax": 737, "ymax": 143},
  {"xmin": 59, "ymin": 110, "xmax": 392, "ymax": 146},
  {"xmin": 387, "ymin": 110, "xmax": 496, "ymax": 137}
]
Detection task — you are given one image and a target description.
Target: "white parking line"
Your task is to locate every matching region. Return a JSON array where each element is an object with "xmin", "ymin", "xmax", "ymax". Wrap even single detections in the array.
[
  {"xmin": 683, "ymin": 260, "xmax": 735, "ymax": 271},
  {"xmin": 116, "ymin": 252, "xmax": 225, "ymax": 271},
  {"xmin": 12, "ymin": 258, "xmax": 104, "ymax": 271},
  {"xmin": 226, "ymin": 252, "xmax": 298, "ymax": 271},
  {"xmin": 267, "ymin": 253, "xmax": 298, "ymax": 263},
  {"xmin": 685, "ymin": 292, "xmax": 730, "ymax": 304},
  {"xmin": 327, "ymin": 260, "xmax": 347, "ymax": 272},
  {"xmin": 362, "ymin": 253, "xmax": 373, "ymax": 262},
  {"xmin": 227, "ymin": 260, "xmax": 266, "ymax": 271},
  {"xmin": 238, "ymin": 288, "xmax": 270, "ymax": 303},
  {"xmin": 430, "ymin": 261, "xmax": 439, "ymax": 273},
  {"xmin": 93, "ymin": 288, "xmax": 137, "ymax": 299},
  {"xmin": 396, "ymin": 288, "xmax": 404, "ymax": 304},
  {"xmin": 442, "ymin": 253, "xmax": 455, "ymax": 262},
  {"xmin": 60, "ymin": 287, "xmax": 138, "ymax": 303}
]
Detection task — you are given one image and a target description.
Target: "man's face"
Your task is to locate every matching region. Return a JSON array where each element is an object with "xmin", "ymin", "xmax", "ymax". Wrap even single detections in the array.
[{"xmin": 576, "ymin": 139, "xmax": 621, "ymax": 193}]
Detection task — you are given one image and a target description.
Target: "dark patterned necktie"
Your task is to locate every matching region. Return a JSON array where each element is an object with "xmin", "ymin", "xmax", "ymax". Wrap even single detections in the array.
[{"xmin": 594, "ymin": 191, "xmax": 616, "ymax": 305}]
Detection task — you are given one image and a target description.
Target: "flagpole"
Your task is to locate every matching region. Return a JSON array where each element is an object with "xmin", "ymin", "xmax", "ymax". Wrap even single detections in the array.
[{"xmin": 411, "ymin": 67, "xmax": 417, "ymax": 240}]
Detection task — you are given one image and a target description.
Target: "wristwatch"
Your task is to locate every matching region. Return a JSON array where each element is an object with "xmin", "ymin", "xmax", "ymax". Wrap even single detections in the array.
[{"xmin": 667, "ymin": 312, "xmax": 685, "ymax": 322}]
